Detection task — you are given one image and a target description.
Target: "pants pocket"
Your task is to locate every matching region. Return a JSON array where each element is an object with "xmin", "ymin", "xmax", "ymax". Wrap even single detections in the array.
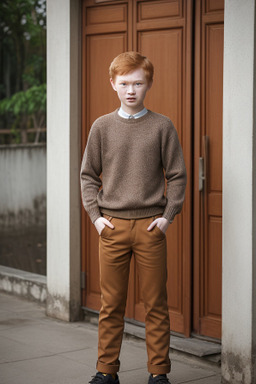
[
  {"xmin": 152, "ymin": 216, "xmax": 166, "ymax": 239},
  {"xmin": 100, "ymin": 215, "xmax": 113, "ymax": 237},
  {"xmin": 154, "ymin": 224, "xmax": 166, "ymax": 239}
]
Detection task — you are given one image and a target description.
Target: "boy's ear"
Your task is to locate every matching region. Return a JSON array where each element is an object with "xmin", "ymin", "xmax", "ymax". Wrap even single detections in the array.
[{"xmin": 110, "ymin": 78, "xmax": 117, "ymax": 91}]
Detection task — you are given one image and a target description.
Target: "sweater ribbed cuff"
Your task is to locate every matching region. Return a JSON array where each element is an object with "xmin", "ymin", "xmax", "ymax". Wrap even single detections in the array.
[
  {"xmin": 162, "ymin": 207, "xmax": 179, "ymax": 223},
  {"xmin": 88, "ymin": 207, "xmax": 102, "ymax": 224}
]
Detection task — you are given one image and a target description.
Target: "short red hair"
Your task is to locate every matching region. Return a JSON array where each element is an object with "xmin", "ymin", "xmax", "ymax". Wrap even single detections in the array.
[{"xmin": 109, "ymin": 51, "xmax": 154, "ymax": 83}]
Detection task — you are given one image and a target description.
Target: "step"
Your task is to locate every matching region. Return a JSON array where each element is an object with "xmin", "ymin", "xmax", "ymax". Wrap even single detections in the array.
[{"xmin": 0, "ymin": 265, "xmax": 47, "ymax": 303}]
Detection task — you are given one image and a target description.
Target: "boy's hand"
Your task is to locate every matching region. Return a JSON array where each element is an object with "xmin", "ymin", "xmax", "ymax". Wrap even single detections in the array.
[
  {"xmin": 147, "ymin": 217, "xmax": 169, "ymax": 234},
  {"xmin": 94, "ymin": 217, "xmax": 115, "ymax": 235}
]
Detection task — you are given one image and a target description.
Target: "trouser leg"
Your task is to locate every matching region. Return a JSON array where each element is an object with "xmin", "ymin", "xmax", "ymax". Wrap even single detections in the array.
[
  {"xmin": 97, "ymin": 217, "xmax": 131, "ymax": 374},
  {"xmin": 133, "ymin": 217, "xmax": 171, "ymax": 375}
]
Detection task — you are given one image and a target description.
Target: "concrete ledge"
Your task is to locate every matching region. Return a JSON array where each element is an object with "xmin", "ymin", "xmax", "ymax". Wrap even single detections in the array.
[
  {"xmin": 0, "ymin": 265, "xmax": 47, "ymax": 303},
  {"xmin": 124, "ymin": 322, "xmax": 221, "ymax": 361},
  {"xmin": 83, "ymin": 308, "xmax": 221, "ymax": 365}
]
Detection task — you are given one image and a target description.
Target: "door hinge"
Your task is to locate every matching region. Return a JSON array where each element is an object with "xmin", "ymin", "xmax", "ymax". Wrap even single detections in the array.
[{"xmin": 81, "ymin": 271, "xmax": 87, "ymax": 289}]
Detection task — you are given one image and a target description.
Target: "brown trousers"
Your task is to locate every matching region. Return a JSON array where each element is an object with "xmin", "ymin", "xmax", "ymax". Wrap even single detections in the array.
[{"xmin": 96, "ymin": 215, "xmax": 171, "ymax": 375}]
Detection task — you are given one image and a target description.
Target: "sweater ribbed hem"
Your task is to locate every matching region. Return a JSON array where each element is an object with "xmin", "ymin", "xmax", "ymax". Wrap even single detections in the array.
[{"xmin": 100, "ymin": 207, "xmax": 164, "ymax": 220}]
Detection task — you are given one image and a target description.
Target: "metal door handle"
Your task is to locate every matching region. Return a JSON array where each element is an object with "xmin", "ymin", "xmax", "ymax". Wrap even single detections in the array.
[
  {"xmin": 199, "ymin": 136, "xmax": 209, "ymax": 192},
  {"xmin": 199, "ymin": 157, "xmax": 205, "ymax": 191}
]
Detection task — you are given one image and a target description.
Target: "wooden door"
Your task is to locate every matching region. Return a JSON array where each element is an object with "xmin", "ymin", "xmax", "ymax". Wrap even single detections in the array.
[
  {"xmin": 81, "ymin": 0, "xmax": 192, "ymax": 337},
  {"xmin": 193, "ymin": 0, "xmax": 224, "ymax": 339},
  {"xmin": 131, "ymin": 0, "xmax": 192, "ymax": 337},
  {"xmin": 81, "ymin": 0, "xmax": 130, "ymax": 310},
  {"xmin": 81, "ymin": 0, "xmax": 224, "ymax": 340}
]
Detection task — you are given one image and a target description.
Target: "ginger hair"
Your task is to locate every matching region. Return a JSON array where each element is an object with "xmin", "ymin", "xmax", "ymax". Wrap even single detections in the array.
[{"xmin": 109, "ymin": 51, "xmax": 154, "ymax": 83}]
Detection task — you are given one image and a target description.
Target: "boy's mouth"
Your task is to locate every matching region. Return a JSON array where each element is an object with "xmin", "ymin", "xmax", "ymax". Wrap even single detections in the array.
[{"xmin": 126, "ymin": 97, "xmax": 136, "ymax": 102}]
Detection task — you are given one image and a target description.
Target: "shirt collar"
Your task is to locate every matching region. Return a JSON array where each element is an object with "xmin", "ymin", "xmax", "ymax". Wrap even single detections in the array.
[{"xmin": 118, "ymin": 107, "xmax": 148, "ymax": 119}]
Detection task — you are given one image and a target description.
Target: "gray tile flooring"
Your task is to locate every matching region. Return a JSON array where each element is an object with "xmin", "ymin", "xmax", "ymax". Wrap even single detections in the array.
[{"xmin": 0, "ymin": 293, "xmax": 221, "ymax": 384}]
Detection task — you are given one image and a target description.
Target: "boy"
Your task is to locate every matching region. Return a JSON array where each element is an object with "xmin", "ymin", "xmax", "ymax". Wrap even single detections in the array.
[{"xmin": 80, "ymin": 52, "xmax": 187, "ymax": 384}]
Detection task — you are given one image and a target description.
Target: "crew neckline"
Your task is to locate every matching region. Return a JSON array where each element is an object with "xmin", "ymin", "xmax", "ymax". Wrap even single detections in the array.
[
  {"xmin": 118, "ymin": 107, "xmax": 148, "ymax": 119},
  {"xmin": 114, "ymin": 109, "xmax": 152, "ymax": 124}
]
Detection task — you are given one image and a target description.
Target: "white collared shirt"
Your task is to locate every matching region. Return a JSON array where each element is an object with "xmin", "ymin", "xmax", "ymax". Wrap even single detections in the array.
[{"xmin": 118, "ymin": 107, "xmax": 148, "ymax": 119}]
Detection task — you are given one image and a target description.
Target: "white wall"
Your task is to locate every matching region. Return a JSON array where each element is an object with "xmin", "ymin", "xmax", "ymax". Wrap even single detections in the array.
[
  {"xmin": 46, "ymin": 0, "xmax": 81, "ymax": 321},
  {"xmin": 0, "ymin": 145, "xmax": 46, "ymax": 227},
  {"xmin": 222, "ymin": 0, "xmax": 256, "ymax": 382},
  {"xmin": 0, "ymin": 145, "xmax": 46, "ymax": 275}
]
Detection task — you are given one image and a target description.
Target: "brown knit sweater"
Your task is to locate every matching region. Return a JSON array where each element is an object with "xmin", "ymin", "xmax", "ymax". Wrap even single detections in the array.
[{"xmin": 80, "ymin": 109, "xmax": 187, "ymax": 224}]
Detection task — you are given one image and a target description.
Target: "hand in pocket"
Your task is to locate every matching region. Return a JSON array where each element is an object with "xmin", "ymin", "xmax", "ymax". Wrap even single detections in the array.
[
  {"xmin": 94, "ymin": 217, "xmax": 115, "ymax": 235},
  {"xmin": 147, "ymin": 217, "xmax": 169, "ymax": 234}
]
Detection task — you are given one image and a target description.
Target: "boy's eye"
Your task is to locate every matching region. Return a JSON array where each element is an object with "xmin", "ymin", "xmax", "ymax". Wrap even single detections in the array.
[
  {"xmin": 136, "ymin": 82, "xmax": 142, "ymax": 86},
  {"xmin": 121, "ymin": 83, "xmax": 126, "ymax": 86}
]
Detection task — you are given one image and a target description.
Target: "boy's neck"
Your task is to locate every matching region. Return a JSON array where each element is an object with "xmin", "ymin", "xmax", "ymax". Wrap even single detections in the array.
[
  {"xmin": 119, "ymin": 106, "xmax": 148, "ymax": 119},
  {"xmin": 120, "ymin": 103, "xmax": 145, "ymax": 116}
]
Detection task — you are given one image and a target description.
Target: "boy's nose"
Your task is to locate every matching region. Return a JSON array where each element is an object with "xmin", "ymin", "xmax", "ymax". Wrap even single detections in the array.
[{"xmin": 127, "ymin": 85, "xmax": 135, "ymax": 94}]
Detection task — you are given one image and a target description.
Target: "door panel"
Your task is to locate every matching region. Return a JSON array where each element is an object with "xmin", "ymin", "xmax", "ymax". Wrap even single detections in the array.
[
  {"xmin": 87, "ymin": 34, "xmax": 127, "ymax": 125},
  {"xmin": 82, "ymin": 0, "xmax": 129, "ymax": 310},
  {"xmin": 137, "ymin": 0, "xmax": 182, "ymax": 20},
  {"xmin": 193, "ymin": 0, "xmax": 224, "ymax": 339},
  {"xmin": 138, "ymin": 29, "xmax": 183, "ymax": 128},
  {"xmin": 134, "ymin": 1, "xmax": 192, "ymax": 334}
]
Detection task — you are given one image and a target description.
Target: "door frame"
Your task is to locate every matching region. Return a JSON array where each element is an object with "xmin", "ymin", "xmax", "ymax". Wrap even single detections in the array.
[{"xmin": 81, "ymin": 0, "xmax": 193, "ymax": 338}]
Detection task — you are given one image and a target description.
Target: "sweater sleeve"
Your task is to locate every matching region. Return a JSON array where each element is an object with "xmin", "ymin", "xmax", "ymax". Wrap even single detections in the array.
[
  {"xmin": 161, "ymin": 124, "xmax": 187, "ymax": 223},
  {"xmin": 80, "ymin": 122, "xmax": 102, "ymax": 224}
]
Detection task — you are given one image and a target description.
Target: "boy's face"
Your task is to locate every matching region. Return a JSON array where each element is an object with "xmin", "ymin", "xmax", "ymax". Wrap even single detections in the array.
[{"xmin": 110, "ymin": 68, "xmax": 152, "ymax": 115}]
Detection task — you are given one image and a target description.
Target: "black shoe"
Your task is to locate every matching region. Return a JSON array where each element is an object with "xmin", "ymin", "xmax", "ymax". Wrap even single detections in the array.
[
  {"xmin": 148, "ymin": 374, "xmax": 171, "ymax": 384},
  {"xmin": 89, "ymin": 372, "xmax": 120, "ymax": 384}
]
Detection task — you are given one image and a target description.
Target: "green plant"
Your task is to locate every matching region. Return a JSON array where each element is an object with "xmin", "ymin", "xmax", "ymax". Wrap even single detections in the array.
[
  {"xmin": 0, "ymin": 84, "xmax": 46, "ymax": 143},
  {"xmin": 0, "ymin": 0, "xmax": 46, "ymax": 144}
]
